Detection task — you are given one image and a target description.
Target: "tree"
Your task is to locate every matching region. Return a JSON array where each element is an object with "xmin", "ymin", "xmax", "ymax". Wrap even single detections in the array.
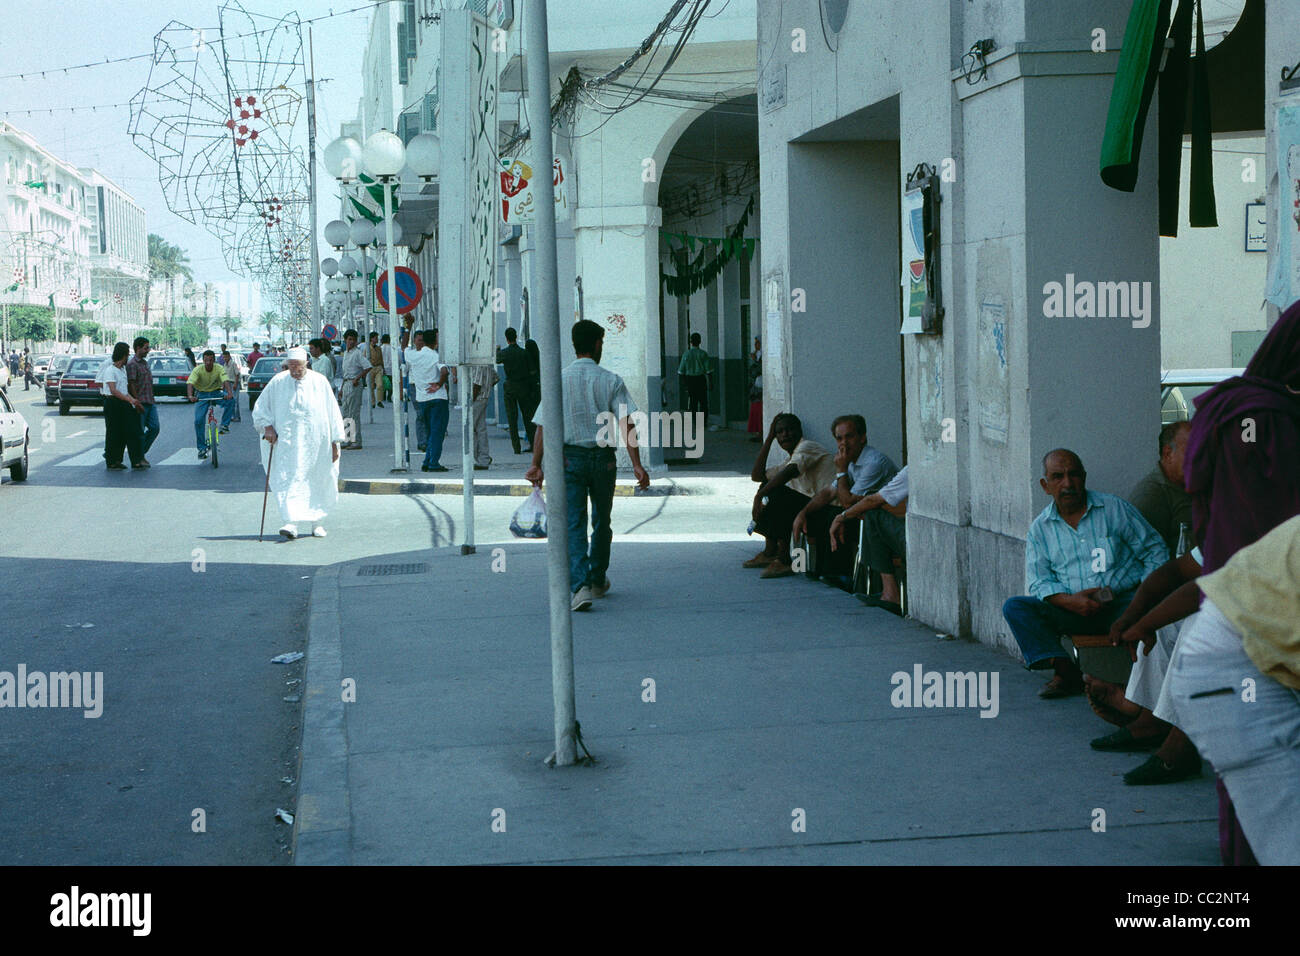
[
  {"xmin": 146, "ymin": 234, "xmax": 193, "ymax": 328},
  {"xmin": 10, "ymin": 305, "xmax": 55, "ymax": 345},
  {"xmin": 217, "ymin": 308, "xmax": 243, "ymax": 342},
  {"xmin": 261, "ymin": 310, "xmax": 279, "ymax": 344}
]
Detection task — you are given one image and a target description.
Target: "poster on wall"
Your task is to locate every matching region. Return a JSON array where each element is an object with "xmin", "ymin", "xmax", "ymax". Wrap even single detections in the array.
[
  {"xmin": 499, "ymin": 156, "xmax": 570, "ymax": 224},
  {"xmin": 1265, "ymin": 103, "xmax": 1300, "ymax": 309},
  {"xmin": 901, "ymin": 187, "xmax": 926, "ymax": 334}
]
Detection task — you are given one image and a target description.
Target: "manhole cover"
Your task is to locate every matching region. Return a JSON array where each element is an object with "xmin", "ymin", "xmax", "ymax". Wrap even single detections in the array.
[{"xmin": 356, "ymin": 563, "xmax": 429, "ymax": 576}]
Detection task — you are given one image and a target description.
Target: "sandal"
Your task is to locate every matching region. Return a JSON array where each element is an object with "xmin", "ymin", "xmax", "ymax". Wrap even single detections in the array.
[{"xmin": 743, "ymin": 551, "xmax": 776, "ymax": 568}]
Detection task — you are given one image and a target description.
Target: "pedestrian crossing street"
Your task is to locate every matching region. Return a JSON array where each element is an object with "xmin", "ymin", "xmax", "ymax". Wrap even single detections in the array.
[{"xmin": 54, "ymin": 446, "xmax": 212, "ymax": 467}]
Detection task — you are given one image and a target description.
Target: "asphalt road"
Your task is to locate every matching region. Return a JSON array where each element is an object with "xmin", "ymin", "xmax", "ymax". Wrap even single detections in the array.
[{"xmin": 0, "ymin": 383, "xmax": 749, "ymax": 864}]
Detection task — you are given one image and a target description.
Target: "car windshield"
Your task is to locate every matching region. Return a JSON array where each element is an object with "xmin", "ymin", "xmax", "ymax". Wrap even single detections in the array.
[
  {"xmin": 149, "ymin": 358, "xmax": 191, "ymax": 373},
  {"xmin": 254, "ymin": 357, "xmax": 285, "ymax": 373},
  {"xmin": 51, "ymin": 356, "xmax": 72, "ymax": 371}
]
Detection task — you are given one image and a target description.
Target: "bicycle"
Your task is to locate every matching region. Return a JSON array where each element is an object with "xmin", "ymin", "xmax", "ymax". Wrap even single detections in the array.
[{"xmin": 197, "ymin": 397, "xmax": 225, "ymax": 469}]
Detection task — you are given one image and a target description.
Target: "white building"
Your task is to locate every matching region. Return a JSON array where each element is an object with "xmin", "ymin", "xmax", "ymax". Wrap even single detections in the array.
[
  {"xmin": 754, "ymin": 0, "xmax": 1295, "ymax": 649},
  {"xmin": 1, "ymin": 121, "xmax": 93, "ymax": 340},
  {"xmin": 338, "ymin": 0, "xmax": 759, "ymax": 466},
  {"xmin": 79, "ymin": 167, "xmax": 149, "ymax": 342}
]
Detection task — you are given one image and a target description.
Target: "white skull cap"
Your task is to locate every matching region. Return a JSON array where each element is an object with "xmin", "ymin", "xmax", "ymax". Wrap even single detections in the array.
[{"xmin": 287, "ymin": 346, "xmax": 309, "ymax": 362}]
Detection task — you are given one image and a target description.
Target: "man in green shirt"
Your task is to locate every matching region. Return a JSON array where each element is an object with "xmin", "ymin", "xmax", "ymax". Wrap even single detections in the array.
[
  {"xmin": 187, "ymin": 349, "xmax": 232, "ymax": 460},
  {"xmin": 677, "ymin": 332, "xmax": 710, "ymax": 428}
]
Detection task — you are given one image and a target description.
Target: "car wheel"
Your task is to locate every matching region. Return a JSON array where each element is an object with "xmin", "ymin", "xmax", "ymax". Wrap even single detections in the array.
[
  {"xmin": 9, "ymin": 435, "xmax": 28, "ymax": 481},
  {"xmin": 46, "ymin": 393, "xmax": 55, "ymax": 406},
  {"xmin": 58, "ymin": 402, "xmax": 69, "ymax": 416}
]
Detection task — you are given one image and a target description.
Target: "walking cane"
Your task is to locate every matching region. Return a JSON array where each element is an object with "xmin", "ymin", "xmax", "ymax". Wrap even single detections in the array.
[{"xmin": 259, "ymin": 440, "xmax": 275, "ymax": 542}]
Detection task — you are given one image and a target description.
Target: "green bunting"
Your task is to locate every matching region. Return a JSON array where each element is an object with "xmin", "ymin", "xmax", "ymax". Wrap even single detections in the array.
[{"xmin": 660, "ymin": 196, "xmax": 757, "ymax": 298}]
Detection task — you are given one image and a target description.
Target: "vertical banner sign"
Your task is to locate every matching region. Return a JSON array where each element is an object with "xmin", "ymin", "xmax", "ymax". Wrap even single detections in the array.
[{"xmin": 439, "ymin": 8, "xmax": 498, "ymax": 365}]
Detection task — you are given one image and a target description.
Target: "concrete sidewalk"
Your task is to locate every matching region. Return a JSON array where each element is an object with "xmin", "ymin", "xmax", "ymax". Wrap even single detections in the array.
[
  {"xmin": 292, "ymin": 539, "xmax": 1219, "ymax": 865},
  {"xmin": 334, "ymin": 399, "xmax": 754, "ymax": 495}
]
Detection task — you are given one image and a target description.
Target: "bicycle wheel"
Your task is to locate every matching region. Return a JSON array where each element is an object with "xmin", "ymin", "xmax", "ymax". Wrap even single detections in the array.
[{"xmin": 209, "ymin": 417, "xmax": 219, "ymax": 468}]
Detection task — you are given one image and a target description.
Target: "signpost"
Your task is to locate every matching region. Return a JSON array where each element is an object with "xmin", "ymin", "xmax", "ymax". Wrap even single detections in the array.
[{"xmin": 375, "ymin": 266, "xmax": 423, "ymax": 315}]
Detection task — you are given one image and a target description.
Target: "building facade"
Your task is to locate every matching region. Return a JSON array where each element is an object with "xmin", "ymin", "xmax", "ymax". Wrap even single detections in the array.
[
  {"xmin": 755, "ymin": 0, "xmax": 1294, "ymax": 651},
  {"xmin": 79, "ymin": 168, "xmax": 149, "ymax": 342}
]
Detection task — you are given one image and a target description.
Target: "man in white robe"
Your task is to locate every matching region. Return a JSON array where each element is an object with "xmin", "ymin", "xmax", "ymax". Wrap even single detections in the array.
[{"xmin": 252, "ymin": 347, "xmax": 346, "ymax": 539}]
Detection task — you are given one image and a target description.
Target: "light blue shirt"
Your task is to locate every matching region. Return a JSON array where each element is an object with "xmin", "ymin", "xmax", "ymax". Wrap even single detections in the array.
[
  {"xmin": 831, "ymin": 445, "xmax": 898, "ymax": 496},
  {"xmin": 1025, "ymin": 490, "xmax": 1169, "ymax": 600}
]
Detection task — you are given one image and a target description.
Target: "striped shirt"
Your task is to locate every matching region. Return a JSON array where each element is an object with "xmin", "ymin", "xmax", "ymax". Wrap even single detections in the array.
[
  {"xmin": 1025, "ymin": 490, "xmax": 1169, "ymax": 600},
  {"xmin": 532, "ymin": 357, "xmax": 636, "ymax": 448}
]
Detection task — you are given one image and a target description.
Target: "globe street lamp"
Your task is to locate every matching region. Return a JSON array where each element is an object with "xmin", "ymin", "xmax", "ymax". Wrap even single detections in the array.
[{"xmin": 324, "ymin": 127, "xmax": 440, "ymax": 472}]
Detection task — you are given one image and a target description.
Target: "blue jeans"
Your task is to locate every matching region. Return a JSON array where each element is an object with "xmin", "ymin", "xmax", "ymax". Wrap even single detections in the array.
[
  {"xmin": 1001, "ymin": 591, "xmax": 1135, "ymax": 669},
  {"xmin": 221, "ymin": 393, "xmax": 237, "ymax": 427},
  {"xmin": 416, "ymin": 399, "xmax": 449, "ymax": 467},
  {"xmin": 194, "ymin": 390, "xmax": 223, "ymax": 450},
  {"xmin": 563, "ymin": 445, "xmax": 617, "ymax": 594},
  {"xmin": 139, "ymin": 403, "xmax": 160, "ymax": 455}
]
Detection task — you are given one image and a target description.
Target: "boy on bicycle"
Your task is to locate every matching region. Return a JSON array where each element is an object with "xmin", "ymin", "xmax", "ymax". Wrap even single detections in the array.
[{"xmin": 187, "ymin": 349, "xmax": 233, "ymax": 460}]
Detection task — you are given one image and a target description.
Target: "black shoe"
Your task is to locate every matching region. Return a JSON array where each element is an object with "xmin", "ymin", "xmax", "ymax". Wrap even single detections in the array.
[
  {"xmin": 1123, "ymin": 754, "xmax": 1202, "ymax": 785},
  {"xmin": 376, "ymin": 402, "xmax": 384, "ymax": 408},
  {"xmin": 421, "ymin": 465, "xmax": 432, "ymax": 472},
  {"xmin": 473, "ymin": 464, "xmax": 489, "ymax": 471},
  {"xmin": 106, "ymin": 462, "xmax": 127, "ymax": 470},
  {"xmin": 198, "ymin": 449, "xmax": 208, "ymax": 460},
  {"xmin": 131, "ymin": 461, "xmax": 150, "ymax": 470},
  {"xmin": 428, "ymin": 465, "xmax": 449, "ymax": 472},
  {"xmin": 1090, "ymin": 727, "xmax": 1165, "ymax": 752}
]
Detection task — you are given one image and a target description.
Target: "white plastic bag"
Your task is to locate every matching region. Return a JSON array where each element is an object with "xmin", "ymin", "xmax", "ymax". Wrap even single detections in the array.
[{"xmin": 510, "ymin": 487, "xmax": 548, "ymax": 538}]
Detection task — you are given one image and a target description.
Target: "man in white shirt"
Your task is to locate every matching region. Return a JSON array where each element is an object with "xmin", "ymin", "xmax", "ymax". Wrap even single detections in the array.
[
  {"xmin": 525, "ymin": 320, "xmax": 649, "ymax": 611},
  {"xmin": 404, "ymin": 328, "xmax": 449, "ymax": 471},
  {"xmin": 380, "ymin": 334, "xmax": 394, "ymax": 404},
  {"xmin": 339, "ymin": 329, "xmax": 369, "ymax": 449}
]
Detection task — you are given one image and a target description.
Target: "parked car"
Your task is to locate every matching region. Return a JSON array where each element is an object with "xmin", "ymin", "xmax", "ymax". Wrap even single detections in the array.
[
  {"xmin": 32, "ymin": 354, "xmax": 52, "ymax": 383},
  {"xmin": 246, "ymin": 355, "xmax": 285, "ymax": 411},
  {"xmin": 147, "ymin": 354, "xmax": 195, "ymax": 398},
  {"xmin": 58, "ymin": 356, "xmax": 111, "ymax": 415},
  {"xmin": 0, "ymin": 362, "xmax": 9, "ymax": 392},
  {"xmin": 0, "ymin": 387, "xmax": 30, "ymax": 482},
  {"xmin": 1160, "ymin": 368, "xmax": 1243, "ymax": 424},
  {"xmin": 43, "ymin": 354, "xmax": 75, "ymax": 405}
]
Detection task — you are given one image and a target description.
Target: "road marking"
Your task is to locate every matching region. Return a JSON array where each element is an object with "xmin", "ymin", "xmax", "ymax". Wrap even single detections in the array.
[
  {"xmin": 67, "ymin": 430, "xmax": 87, "ymax": 438},
  {"xmin": 154, "ymin": 448, "xmax": 205, "ymax": 466},
  {"xmin": 55, "ymin": 447, "xmax": 107, "ymax": 467}
]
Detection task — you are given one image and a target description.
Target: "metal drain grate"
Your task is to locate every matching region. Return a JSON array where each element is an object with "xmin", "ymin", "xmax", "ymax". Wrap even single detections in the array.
[{"xmin": 356, "ymin": 563, "xmax": 429, "ymax": 576}]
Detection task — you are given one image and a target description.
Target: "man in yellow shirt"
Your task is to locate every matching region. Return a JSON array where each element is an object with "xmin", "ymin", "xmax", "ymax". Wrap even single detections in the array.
[{"xmin": 187, "ymin": 349, "xmax": 232, "ymax": 460}]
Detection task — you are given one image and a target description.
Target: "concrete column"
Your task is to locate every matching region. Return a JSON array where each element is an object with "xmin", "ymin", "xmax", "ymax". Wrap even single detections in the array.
[{"xmin": 572, "ymin": 202, "xmax": 666, "ymax": 472}]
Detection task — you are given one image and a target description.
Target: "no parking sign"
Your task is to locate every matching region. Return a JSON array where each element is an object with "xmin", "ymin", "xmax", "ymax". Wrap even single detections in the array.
[{"xmin": 375, "ymin": 267, "xmax": 423, "ymax": 315}]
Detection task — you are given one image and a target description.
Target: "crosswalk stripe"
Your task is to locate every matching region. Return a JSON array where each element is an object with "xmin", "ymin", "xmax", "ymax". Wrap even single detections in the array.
[
  {"xmin": 154, "ymin": 448, "xmax": 203, "ymax": 466},
  {"xmin": 54, "ymin": 447, "xmax": 107, "ymax": 467}
]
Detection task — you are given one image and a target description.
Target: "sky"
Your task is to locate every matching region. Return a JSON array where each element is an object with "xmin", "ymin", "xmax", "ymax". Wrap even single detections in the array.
[{"xmin": 0, "ymin": 0, "xmax": 379, "ymax": 292}]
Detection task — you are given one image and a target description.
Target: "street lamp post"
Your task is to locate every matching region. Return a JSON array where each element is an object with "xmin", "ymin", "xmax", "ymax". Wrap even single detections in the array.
[{"xmin": 325, "ymin": 130, "xmax": 439, "ymax": 473}]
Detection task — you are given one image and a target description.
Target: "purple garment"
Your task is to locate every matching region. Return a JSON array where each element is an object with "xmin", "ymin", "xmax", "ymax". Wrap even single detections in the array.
[
  {"xmin": 1184, "ymin": 303, "xmax": 1300, "ymax": 573},
  {"xmin": 1183, "ymin": 302, "xmax": 1300, "ymax": 867}
]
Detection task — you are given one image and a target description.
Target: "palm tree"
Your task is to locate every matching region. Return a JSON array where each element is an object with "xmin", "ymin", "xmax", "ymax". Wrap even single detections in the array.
[
  {"xmin": 217, "ymin": 307, "xmax": 242, "ymax": 342},
  {"xmin": 146, "ymin": 234, "xmax": 193, "ymax": 332},
  {"xmin": 261, "ymin": 310, "xmax": 279, "ymax": 344}
]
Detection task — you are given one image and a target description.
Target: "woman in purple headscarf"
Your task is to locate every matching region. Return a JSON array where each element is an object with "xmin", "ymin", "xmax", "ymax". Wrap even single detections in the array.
[{"xmin": 1182, "ymin": 300, "xmax": 1300, "ymax": 865}]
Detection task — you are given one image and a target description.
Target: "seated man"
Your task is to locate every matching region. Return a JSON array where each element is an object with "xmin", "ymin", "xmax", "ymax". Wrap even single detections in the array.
[
  {"xmin": 791, "ymin": 415, "xmax": 898, "ymax": 589},
  {"xmin": 1002, "ymin": 448, "xmax": 1169, "ymax": 699},
  {"xmin": 832, "ymin": 465, "xmax": 908, "ymax": 616},
  {"xmin": 745, "ymin": 413, "xmax": 836, "ymax": 579},
  {"xmin": 1128, "ymin": 420, "xmax": 1193, "ymax": 554}
]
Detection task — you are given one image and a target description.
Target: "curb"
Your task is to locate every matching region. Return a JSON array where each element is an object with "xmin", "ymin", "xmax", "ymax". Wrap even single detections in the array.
[
  {"xmin": 291, "ymin": 564, "xmax": 351, "ymax": 865},
  {"xmin": 337, "ymin": 477, "xmax": 698, "ymax": 497}
]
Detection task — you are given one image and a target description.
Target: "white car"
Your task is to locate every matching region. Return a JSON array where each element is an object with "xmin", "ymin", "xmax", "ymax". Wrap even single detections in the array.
[
  {"xmin": 1160, "ymin": 368, "xmax": 1243, "ymax": 424},
  {"xmin": 0, "ymin": 362, "xmax": 9, "ymax": 392},
  {"xmin": 0, "ymin": 387, "xmax": 30, "ymax": 482}
]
